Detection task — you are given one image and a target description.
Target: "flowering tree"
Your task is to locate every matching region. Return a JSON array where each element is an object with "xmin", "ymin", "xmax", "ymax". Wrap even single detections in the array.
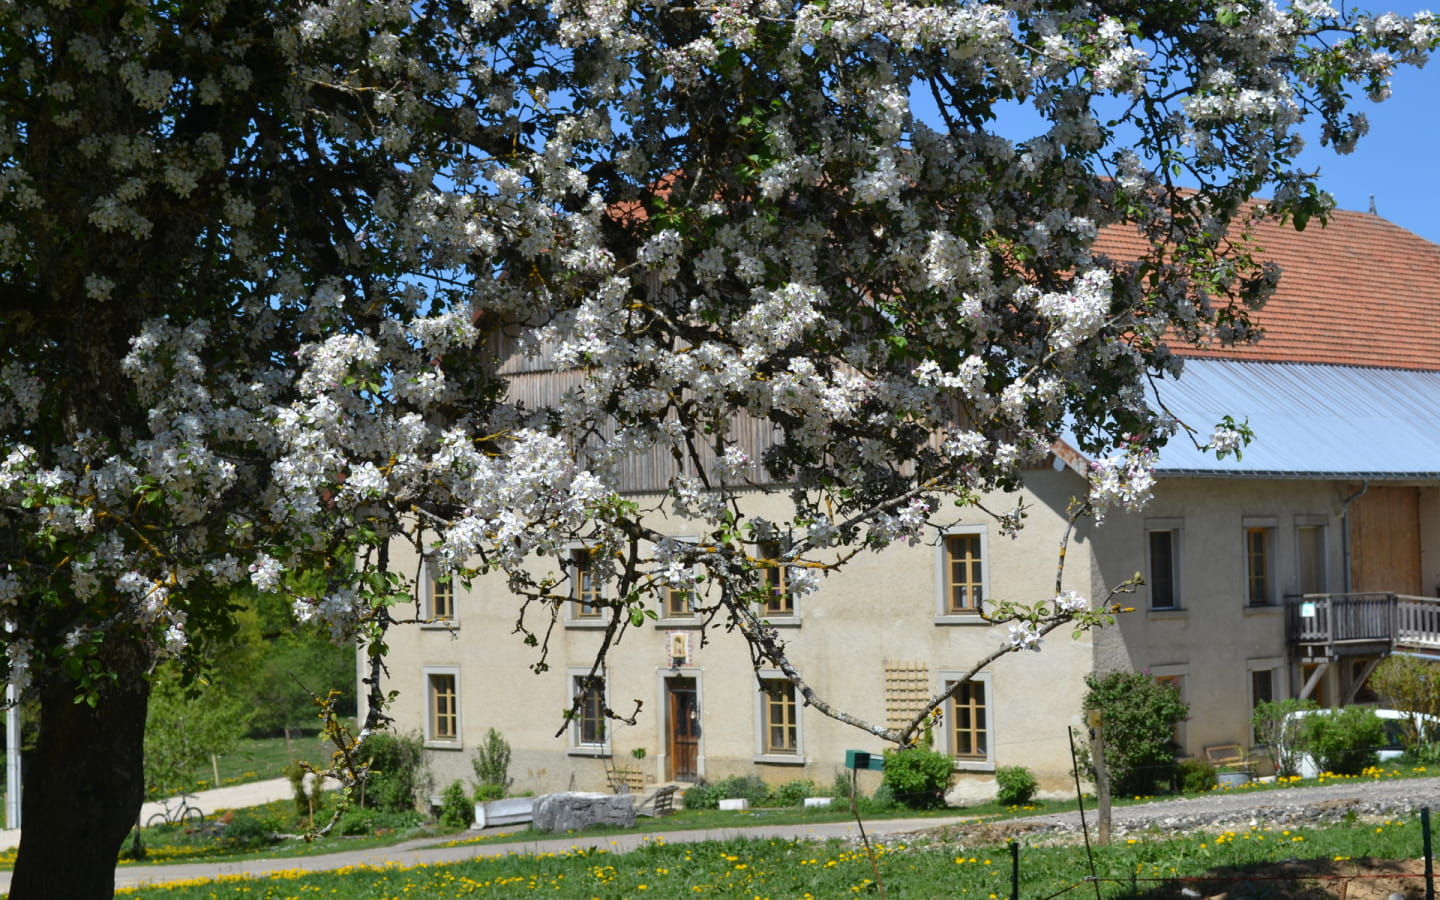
[{"xmin": 1, "ymin": 0, "xmax": 1434, "ymax": 895}]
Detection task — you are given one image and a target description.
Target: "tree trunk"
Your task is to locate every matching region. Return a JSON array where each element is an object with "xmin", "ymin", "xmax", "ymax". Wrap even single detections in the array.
[{"xmin": 9, "ymin": 633, "xmax": 151, "ymax": 900}]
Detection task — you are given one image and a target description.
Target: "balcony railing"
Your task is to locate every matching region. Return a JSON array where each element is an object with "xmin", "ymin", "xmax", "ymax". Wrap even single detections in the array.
[{"xmin": 1285, "ymin": 592, "xmax": 1440, "ymax": 653}]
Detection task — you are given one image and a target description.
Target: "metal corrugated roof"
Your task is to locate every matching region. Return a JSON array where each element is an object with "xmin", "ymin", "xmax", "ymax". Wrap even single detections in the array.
[{"xmin": 1148, "ymin": 359, "xmax": 1440, "ymax": 477}]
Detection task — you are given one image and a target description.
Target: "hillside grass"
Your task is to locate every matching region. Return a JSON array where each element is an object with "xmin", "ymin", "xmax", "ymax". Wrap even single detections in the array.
[{"xmin": 153, "ymin": 731, "xmax": 336, "ymax": 796}]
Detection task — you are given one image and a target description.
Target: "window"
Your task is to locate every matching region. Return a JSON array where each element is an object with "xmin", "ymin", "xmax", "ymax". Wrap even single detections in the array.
[
  {"xmin": 1249, "ymin": 663, "xmax": 1279, "ymax": 744},
  {"xmin": 1146, "ymin": 524, "xmax": 1180, "ymax": 610},
  {"xmin": 753, "ymin": 670, "xmax": 804, "ymax": 762},
  {"xmin": 572, "ymin": 675, "xmax": 607, "ymax": 748},
  {"xmin": 944, "ymin": 533, "xmax": 984, "ymax": 614},
  {"xmin": 424, "ymin": 561, "xmax": 455, "ymax": 622},
  {"xmin": 1245, "ymin": 526, "xmax": 1274, "ymax": 606},
  {"xmin": 758, "ymin": 540, "xmax": 792, "ymax": 616},
  {"xmin": 940, "ymin": 671, "xmax": 994, "ymax": 768},
  {"xmin": 571, "ymin": 548, "xmax": 603, "ymax": 618},
  {"xmin": 665, "ymin": 585, "xmax": 696, "ymax": 618},
  {"xmin": 1297, "ymin": 524, "xmax": 1326, "ymax": 595},
  {"xmin": 759, "ymin": 678, "xmax": 798, "ymax": 755},
  {"xmin": 425, "ymin": 669, "xmax": 460, "ymax": 745},
  {"xmin": 948, "ymin": 680, "xmax": 988, "ymax": 759}
]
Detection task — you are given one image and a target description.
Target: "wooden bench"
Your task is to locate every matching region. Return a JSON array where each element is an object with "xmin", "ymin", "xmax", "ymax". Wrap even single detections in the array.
[{"xmin": 634, "ymin": 785, "xmax": 678, "ymax": 817}]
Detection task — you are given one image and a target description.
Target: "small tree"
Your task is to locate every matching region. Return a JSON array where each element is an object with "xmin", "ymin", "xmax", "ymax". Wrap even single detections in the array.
[
  {"xmin": 358, "ymin": 732, "xmax": 430, "ymax": 813},
  {"xmin": 1083, "ymin": 672, "xmax": 1189, "ymax": 796},
  {"xmin": 471, "ymin": 728, "xmax": 514, "ymax": 801},
  {"xmin": 1369, "ymin": 656, "xmax": 1440, "ymax": 750},
  {"xmin": 1252, "ymin": 697, "xmax": 1318, "ymax": 777},
  {"xmin": 439, "ymin": 780, "xmax": 473, "ymax": 829},
  {"xmin": 143, "ymin": 676, "xmax": 252, "ymax": 796}
]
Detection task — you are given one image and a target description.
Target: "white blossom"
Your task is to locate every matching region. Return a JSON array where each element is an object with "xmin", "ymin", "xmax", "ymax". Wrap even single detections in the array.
[
  {"xmin": 1008, "ymin": 622, "xmax": 1043, "ymax": 652},
  {"xmin": 248, "ymin": 554, "xmax": 284, "ymax": 592},
  {"xmin": 1055, "ymin": 590, "xmax": 1089, "ymax": 614}
]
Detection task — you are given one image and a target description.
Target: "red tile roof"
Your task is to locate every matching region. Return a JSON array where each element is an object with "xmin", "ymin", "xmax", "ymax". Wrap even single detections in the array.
[{"xmin": 1099, "ymin": 208, "xmax": 1440, "ymax": 371}]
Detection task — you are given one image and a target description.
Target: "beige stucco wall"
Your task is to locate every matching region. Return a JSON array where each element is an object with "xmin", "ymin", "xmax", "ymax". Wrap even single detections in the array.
[
  {"xmin": 1089, "ymin": 476, "xmax": 1361, "ymax": 757},
  {"xmin": 372, "ymin": 466, "xmax": 1102, "ymax": 804}
]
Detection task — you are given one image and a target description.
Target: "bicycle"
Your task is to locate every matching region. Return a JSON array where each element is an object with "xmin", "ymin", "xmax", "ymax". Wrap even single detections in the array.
[{"xmin": 145, "ymin": 792, "xmax": 205, "ymax": 828}]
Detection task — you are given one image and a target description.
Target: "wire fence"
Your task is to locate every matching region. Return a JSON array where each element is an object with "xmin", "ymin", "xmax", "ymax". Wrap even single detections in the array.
[{"xmin": 1001, "ymin": 806, "xmax": 1436, "ymax": 900}]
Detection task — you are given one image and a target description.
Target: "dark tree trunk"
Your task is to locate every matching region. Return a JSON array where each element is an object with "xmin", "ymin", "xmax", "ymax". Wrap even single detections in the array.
[{"xmin": 9, "ymin": 633, "xmax": 151, "ymax": 900}]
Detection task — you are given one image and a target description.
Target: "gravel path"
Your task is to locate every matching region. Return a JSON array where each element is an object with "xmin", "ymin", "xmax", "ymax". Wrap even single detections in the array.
[{"xmin": 947, "ymin": 775, "xmax": 1440, "ymax": 844}]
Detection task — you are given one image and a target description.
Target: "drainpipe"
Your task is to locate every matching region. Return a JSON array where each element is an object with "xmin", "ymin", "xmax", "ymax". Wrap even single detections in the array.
[{"xmin": 1339, "ymin": 480, "xmax": 1369, "ymax": 594}]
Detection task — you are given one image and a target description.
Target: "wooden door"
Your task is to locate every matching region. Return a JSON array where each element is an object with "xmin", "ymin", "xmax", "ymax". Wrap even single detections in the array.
[{"xmin": 667, "ymin": 677, "xmax": 700, "ymax": 782}]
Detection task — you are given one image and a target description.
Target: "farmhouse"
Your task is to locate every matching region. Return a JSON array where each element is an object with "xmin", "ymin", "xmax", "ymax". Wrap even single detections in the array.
[{"xmin": 373, "ymin": 207, "xmax": 1440, "ymax": 800}]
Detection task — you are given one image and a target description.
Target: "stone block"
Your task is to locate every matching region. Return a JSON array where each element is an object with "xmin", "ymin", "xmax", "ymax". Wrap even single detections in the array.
[
  {"xmin": 532, "ymin": 791, "xmax": 637, "ymax": 833},
  {"xmin": 718, "ymin": 798, "xmax": 749, "ymax": 811}
]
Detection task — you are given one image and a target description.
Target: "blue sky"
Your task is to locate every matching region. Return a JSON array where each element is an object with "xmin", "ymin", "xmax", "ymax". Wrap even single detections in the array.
[
  {"xmin": 1282, "ymin": 2, "xmax": 1439, "ymax": 244},
  {"xmin": 909, "ymin": 3, "xmax": 1440, "ymax": 245}
]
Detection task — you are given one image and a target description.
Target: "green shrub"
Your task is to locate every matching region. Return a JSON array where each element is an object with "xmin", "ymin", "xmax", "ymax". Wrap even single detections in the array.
[
  {"xmin": 865, "ymin": 782, "xmax": 899, "ymax": 811},
  {"xmin": 1175, "ymin": 759, "xmax": 1217, "ymax": 793},
  {"xmin": 473, "ymin": 782, "xmax": 506, "ymax": 802},
  {"xmin": 1301, "ymin": 707, "xmax": 1384, "ymax": 775},
  {"xmin": 1252, "ymin": 697, "xmax": 1318, "ymax": 777},
  {"xmin": 995, "ymin": 766, "xmax": 1037, "ymax": 806},
  {"xmin": 769, "ymin": 778, "xmax": 816, "ymax": 806},
  {"xmin": 335, "ymin": 806, "xmax": 424, "ymax": 836},
  {"xmin": 682, "ymin": 781, "xmax": 722, "ymax": 810},
  {"xmin": 881, "ymin": 746, "xmax": 953, "ymax": 809},
  {"xmin": 1083, "ymin": 671, "xmax": 1189, "ymax": 796},
  {"xmin": 359, "ymin": 731, "xmax": 429, "ymax": 813},
  {"xmin": 471, "ymin": 727, "xmax": 513, "ymax": 797},
  {"xmin": 221, "ymin": 813, "xmax": 279, "ymax": 849},
  {"xmin": 1405, "ymin": 742, "xmax": 1440, "ymax": 766},
  {"xmin": 829, "ymin": 770, "xmax": 855, "ymax": 802},
  {"xmin": 336, "ymin": 807, "xmax": 378, "ymax": 836},
  {"xmin": 439, "ymin": 779, "xmax": 473, "ymax": 829},
  {"xmin": 714, "ymin": 775, "xmax": 770, "ymax": 805},
  {"xmin": 683, "ymin": 775, "xmax": 770, "ymax": 809}
]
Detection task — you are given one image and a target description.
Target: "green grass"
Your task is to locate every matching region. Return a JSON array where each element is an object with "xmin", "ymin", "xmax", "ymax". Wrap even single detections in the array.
[
  {"xmin": 100, "ymin": 757, "xmax": 1440, "ymax": 873},
  {"xmin": 94, "ymin": 797, "xmax": 983, "ymax": 871},
  {"xmin": 158, "ymin": 732, "xmax": 336, "ymax": 795},
  {"xmin": 110, "ymin": 812, "xmax": 1431, "ymax": 899},
  {"xmin": 109, "ymin": 799, "xmax": 443, "ymax": 868}
]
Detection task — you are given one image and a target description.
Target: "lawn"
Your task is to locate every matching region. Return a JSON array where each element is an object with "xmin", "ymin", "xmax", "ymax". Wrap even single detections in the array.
[
  {"xmin": 86, "ymin": 759, "xmax": 1440, "ymax": 872},
  {"xmin": 110, "ymin": 813, "xmax": 1431, "ymax": 899},
  {"xmin": 180, "ymin": 732, "xmax": 337, "ymax": 793},
  {"xmin": 2, "ymin": 762, "xmax": 1424, "ymax": 896}
]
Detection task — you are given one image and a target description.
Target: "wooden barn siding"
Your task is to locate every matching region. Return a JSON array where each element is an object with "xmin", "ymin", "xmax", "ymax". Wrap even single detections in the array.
[
  {"xmin": 498, "ymin": 367, "xmax": 946, "ymax": 495},
  {"xmin": 503, "ymin": 369, "xmax": 782, "ymax": 493},
  {"xmin": 1348, "ymin": 485, "xmax": 1422, "ymax": 595}
]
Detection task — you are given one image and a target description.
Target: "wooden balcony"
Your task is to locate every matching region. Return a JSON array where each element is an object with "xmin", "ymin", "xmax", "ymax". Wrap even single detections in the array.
[{"xmin": 1285, "ymin": 592, "xmax": 1440, "ymax": 656}]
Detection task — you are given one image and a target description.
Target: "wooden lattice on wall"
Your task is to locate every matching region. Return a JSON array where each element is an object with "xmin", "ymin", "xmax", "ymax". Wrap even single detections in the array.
[{"xmin": 884, "ymin": 661, "xmax": 931, "ymax": 731}]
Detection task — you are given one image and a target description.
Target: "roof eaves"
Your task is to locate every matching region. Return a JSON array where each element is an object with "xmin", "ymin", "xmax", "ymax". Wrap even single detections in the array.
[{"xmin": 1155, "ymin": 469, "xmax": 1440, "ymax": 480}]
